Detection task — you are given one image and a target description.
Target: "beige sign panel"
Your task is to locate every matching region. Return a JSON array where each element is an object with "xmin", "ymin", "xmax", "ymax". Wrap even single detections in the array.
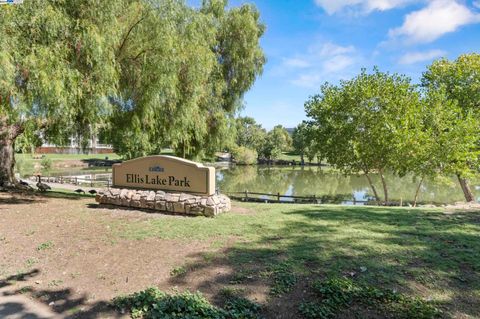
[{"xmin": 112, "ymin": 155, "xmax": 215, "ymax": 196}]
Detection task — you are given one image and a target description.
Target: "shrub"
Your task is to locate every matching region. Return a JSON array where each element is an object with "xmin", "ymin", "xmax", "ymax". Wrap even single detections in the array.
[
  {"xmin": 232, "ymin": 147, "xmax": 257, "ymax": 165},
  {"xmin": 40, "ymin": 157, "xmax": 52, "ymax": 170},
  {"xmin": 113, "ymin": 287, "xmax": 263, "ymax": 319}
]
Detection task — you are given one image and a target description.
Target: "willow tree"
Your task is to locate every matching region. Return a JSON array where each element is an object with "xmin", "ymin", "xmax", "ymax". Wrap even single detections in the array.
[
  {"xmin": 0, "ymin": 0, "xmax": 265, "ymax": 187},
  {"xmin": 305, "ymin": 68, "xmax": 421, "ymax": 203},
  {"xmin": 107, "ymin": 0, "xmax": 266, "ymax": 159},
  {"xmin": 0, "ymin": 0, "xmax": 121, "ymax": 187},
  {"xmin": 422, "ymin": 54, "xmax": 480, "ymax": 202}
]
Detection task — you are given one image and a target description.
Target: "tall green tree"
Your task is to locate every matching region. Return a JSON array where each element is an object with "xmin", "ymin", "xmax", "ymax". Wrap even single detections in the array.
[
  {"xmin": 107, "ymin": 0, "xmax": 265, "ymax": 160},
  {"xmin": 416, "ymin": 88, "xmax": 478, "ymax": 204},
  {"xmin": 292, "ymin": 121, "xmax": 312, "ymax": 163},
  {"xmin": 0, "ymin": 0, "xmax": 121, "ymax": 187},
  {"xmin": 422, "ymin": 54, "xmax": 480, "ymax": 202},
  {"xmin": 305, "ymin": 68, "xmax": 421, "ymax": 203},
  {"xmin": 259, "ymin": 125, "xmax": 292, "ymax": 160},
  {"xmin": 234, "ymin": 116, "xmax": 267, "ymax": 153}
]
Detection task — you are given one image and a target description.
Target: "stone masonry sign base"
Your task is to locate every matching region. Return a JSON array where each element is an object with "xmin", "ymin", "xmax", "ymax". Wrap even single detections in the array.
[{"xmin": 96, "ymin": 188, "xmax": 231, "ymax": 217}]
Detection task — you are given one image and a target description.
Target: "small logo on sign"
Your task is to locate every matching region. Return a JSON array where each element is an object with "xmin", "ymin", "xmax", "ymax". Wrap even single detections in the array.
[{"xmin": 149, "ymin": 165, "xmax": 165, "ymax": 172}]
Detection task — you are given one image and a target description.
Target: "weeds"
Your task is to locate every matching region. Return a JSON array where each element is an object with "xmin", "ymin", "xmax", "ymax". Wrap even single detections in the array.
[
  {"xmin": 113, "ymin": 287, "xmax": 263, "ymax": 319},
  {"xmin": 25, "ymin": 258, "xmax": 38, "ymax": 267},
  {"xmin": 48, "ymin": 279, "xmax": 63, "ymax": 287},
  {"xmin": 37, "ymin": 241, "xmax": 54, "ymax": 251},
  {"xmin": 299, "ymin": 277, "xmax": 441, "ymax": 319},
  {"xmin": 268, "ymin": 261, "xmax": 297, "ymax": 296},
  {"xmin": 170, "ymin": 266, "xmax": 187, "ymax": 277}
]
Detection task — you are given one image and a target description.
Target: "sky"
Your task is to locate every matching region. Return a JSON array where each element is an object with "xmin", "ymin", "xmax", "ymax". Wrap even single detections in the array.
[{"xmin": 190, "ymin": 0, "xmax": 480, "ymax": 129}]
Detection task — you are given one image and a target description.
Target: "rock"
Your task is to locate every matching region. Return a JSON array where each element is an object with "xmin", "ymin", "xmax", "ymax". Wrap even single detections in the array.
[
  {"xmin": 120, "ymin": 189, "xmax": 129, "ymax": 199},
  {"xmin": 173, "ymin": 202, "xmax": 185, "ymax": 213},
  {"xmin": 206, "ymin": 197, "xmax": 215, "ymax": 206},
  {"xmin": 147, "ymin": 191, "xmax": 156, "ymax": 201},
  {"xmin": 121, "ymin": 198, "xmax": 131, "ymax": 207},
  {"xmin": 145, "ymin": 201, "xmax": 155, "ymax": 209},
  {"xmin": 155, "ymin": 201, "xmax": 166, "ymax": 211},
  {"xmin": 97, "ymin": 188, "xmax": 230, "ymax": 216},
  {"xmin": 212, "ymin": 195, "xmax": 221, "ymax": 205},
  {"xmin": 179, "ymin": 193, "xmax": 192, "ymax": 202},
  {"xmin": 131, "ymin": 200, "xmax": 141, "ymax": 208},
  {"xmin": 186, "ymin": 197, "xmax": 197, "ymax": 204},
  {"xmin": 165, "ymin": 193, "xmax": 180, "ymax": 202},
  {"xmin": 204, "ymin": 205, "xmax": 217, "ymax": 217}
]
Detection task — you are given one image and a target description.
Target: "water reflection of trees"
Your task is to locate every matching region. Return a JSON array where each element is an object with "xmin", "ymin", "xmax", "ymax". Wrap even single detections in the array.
[{"xmin": 217, "ymin": 165, "xmax": 479, "ymax": 204}]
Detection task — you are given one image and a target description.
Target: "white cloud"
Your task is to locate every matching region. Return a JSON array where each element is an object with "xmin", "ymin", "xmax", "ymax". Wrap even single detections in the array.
[
  {"xmin": 389, "ymin": 0, "xmax": 480, "ymax": 43},
  {"xmin": 283, "ymin": 58, "xmax": 310, "ymax": 68},
  {"xmin": 323, "ymin": 55, "xmax": 356, "ymax": 72},
  {"xmin": 399, "ymin": 49, "xmax": 446, "ymax": 64},
  {"xmin": 314, "ymin": 0, "xmax": 419, "ymax": 14},
  {"xmin": 318, "ymin": 42, "xmax": 355, "ymax": 56},
  {"xmin": 283, "ymin": 42, "xmax": 358, "ymax": 88},
  {"xmin": 291, "ymin": 74, "xmax": 323, "ymax": 87}
]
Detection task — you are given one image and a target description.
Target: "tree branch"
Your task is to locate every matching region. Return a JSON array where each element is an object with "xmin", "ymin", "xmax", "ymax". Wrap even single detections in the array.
[{"xmin": 116, "ymin": 15, "xmax": 146, "ymax": 58}]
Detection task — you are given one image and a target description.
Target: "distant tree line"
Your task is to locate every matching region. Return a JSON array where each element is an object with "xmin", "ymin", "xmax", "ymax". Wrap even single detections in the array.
[
  {"xmin": 0, "ymin": 0, "xmax": 265, "ymax": 187},
  {"xmin": 300, "ymin": 54, "xmax": 480, "ymax": 204},
  {"xmin": 232, "ymin": 117, "xmax": 292, "ymax": 164}
]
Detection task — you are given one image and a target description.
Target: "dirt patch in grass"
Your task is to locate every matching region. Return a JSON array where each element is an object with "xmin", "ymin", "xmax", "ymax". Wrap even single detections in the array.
[
  {"xmin": 0, "ymin": 192, "xmax": 235, "ymax": 317},
  {"xmin": 230, "ymin": 205, "xmax": 255, "ymax": 215}
]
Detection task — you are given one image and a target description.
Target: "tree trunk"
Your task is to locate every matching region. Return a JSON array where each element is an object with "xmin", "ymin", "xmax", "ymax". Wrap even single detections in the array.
[
  {"xmin": 300, "ymin": 152, "xmax": 304, "ymax": 165},
  {"xmin": 0, "ymin": 121, "xmax": 24, "ymax": 188},
  {"xmin": 457, "ymin": 174, "xmax": 475, "ymax": 202},
  {"xmin": 379, "ymin": 168, "xmax": 388, "ymax": 204},
  {"xmin": 413, "ymin": 176, "xmax": 424, "ymax": 207},
  {"xmin": 0, "ymin": 138, "xmax": 16, "ymax": 188},
  {"xmin": 364, "ymin": 171, "xmax": 380, "ymax": 203}
]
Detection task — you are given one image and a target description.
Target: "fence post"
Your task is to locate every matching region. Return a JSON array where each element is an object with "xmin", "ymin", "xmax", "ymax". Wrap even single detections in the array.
[
  {"xmin": 277, "ymin": 192, "xmax": 280, "ymax": 202},
  {"xmin": 245, "ymin": 190, "xmax": 249, "ymax": 201},
  {"xmin": 353, "ymin": 197, "xmax": 356, "ymax": 205},
  {"xmin": 313, "ymin": 195, "xmax": 316, "ymax": 204}
]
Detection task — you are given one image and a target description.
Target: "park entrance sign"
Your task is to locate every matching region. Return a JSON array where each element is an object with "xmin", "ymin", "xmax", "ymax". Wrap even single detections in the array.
[{"xmin": 112, "ymin": 155, "xmax": 215, "ymax": 196}]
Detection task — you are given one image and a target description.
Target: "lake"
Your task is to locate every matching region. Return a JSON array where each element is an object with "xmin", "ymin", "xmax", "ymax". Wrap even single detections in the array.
[
  {"xmin": 23, "ymin": 165, "xmax": 480, "ymax": 204},
  {"xmin": 217, "ymin": 166, "xmax": 480, "ymax": 204}
]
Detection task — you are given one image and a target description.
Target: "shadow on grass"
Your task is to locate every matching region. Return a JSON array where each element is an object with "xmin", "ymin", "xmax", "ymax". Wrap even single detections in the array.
[
  {"xmin": 87, "ymin": 203, "xmax": 200, "ymax": 218},
  {"xmin": 168, "ymin": 205, "xmax": 480, "ymax": 318},
  {"xmin": 0, "ymin": 269, "xmax": 120, "ymax": 319},
  {"xmin": 0, "ymin": 190, "xmax": 93, "ymax": 204}
]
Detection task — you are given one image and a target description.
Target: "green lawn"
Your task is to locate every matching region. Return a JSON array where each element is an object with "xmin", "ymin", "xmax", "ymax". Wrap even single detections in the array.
[
  {"xmin": 15, "ymin": 153, "xmax": 121, "ymax": 161},
  {"xmin": 277, "ymin": 152, "xmax": 303, "ymax": 162},
  {"xmin": 109, "ymin": 203, "xmax": 480, "ymax": 318},
  {"xmin": 14, "ymin": 153, "xmax": 121, "ymax": 176},
  {"xmin": 276, "ymin": 152, "xmax": 325, "ymax": 164}
]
